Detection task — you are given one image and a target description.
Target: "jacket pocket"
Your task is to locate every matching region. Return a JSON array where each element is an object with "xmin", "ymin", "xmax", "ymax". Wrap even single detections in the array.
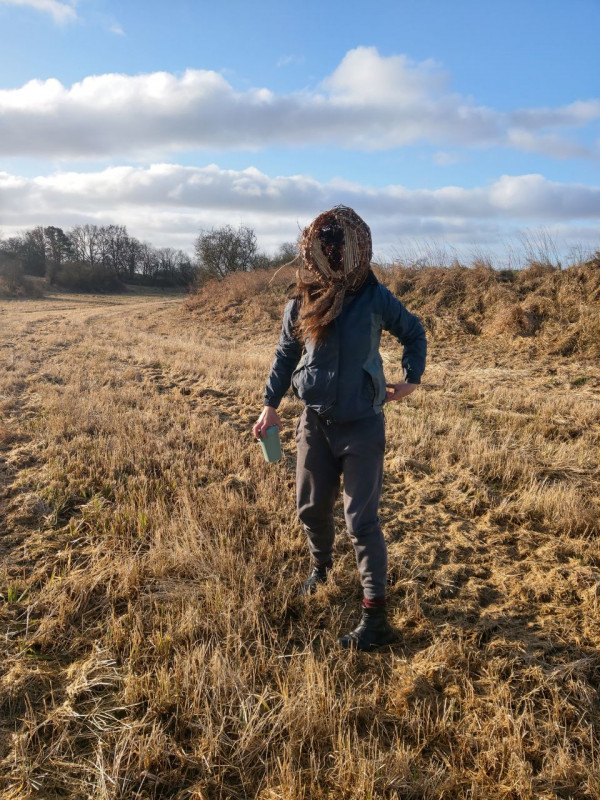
[
  {"xmin": 292, "ymin": 365, "xmax": 320, "ymax": 405},
  {"xmin": 362, "ymin": 356, "xmax": 386, "ymax": 407},
  {"xmin": 291, "ymin": 353, "xmax": 307, "ymax": 398}
]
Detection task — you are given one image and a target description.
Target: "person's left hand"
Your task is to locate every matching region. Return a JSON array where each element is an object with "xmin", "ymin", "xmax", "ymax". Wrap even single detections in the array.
[{"xmin": 386, "ymin": 382, "xmax": 418, "ymax": 402}]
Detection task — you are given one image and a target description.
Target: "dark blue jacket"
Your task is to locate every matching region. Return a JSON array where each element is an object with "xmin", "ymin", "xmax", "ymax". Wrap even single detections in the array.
[{"xmin": 263, "ymin": 272, "xmax": 427, "ymax": 423}]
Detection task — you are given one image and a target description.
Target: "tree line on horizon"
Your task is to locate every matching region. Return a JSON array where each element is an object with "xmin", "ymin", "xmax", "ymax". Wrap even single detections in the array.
[{"xmin": 0, "ymin": 223, "xmax": 297, "ymax": 294}]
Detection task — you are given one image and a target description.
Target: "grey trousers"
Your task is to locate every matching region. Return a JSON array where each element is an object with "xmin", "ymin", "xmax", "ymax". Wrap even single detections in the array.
[{"xmin": 295, "ymin": 407, "xmax": 387, "ymax": 599}]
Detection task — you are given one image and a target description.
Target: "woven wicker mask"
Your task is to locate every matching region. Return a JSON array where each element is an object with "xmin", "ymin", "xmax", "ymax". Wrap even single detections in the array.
[{"xmin": 297, "ymin": 205, "xmax": 372, "ymax": 326}]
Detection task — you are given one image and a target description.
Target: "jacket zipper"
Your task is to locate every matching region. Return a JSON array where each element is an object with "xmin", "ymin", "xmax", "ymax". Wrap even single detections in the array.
[{"xmin": 331, "ymin": 317, "xmax": 341, "ymax": 422}]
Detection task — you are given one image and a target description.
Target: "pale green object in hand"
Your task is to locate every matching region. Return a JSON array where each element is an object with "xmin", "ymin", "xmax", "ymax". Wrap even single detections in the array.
[{"xmin": 257, "ymin": 425, "xmax": 282, "ymax": 462}]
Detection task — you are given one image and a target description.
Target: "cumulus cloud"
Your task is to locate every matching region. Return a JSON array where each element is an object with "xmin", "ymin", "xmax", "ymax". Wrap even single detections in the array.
[
  {"xmin": 0, "ymin": 0, "xmax": 76, "ymax": 23},
  {"xmin": 1, "ymin": 163, "xmax": 598, "ymax": 253},
  {"xmin": 0, "ymin": 47, "xmax": 597, "ymax": 158}
]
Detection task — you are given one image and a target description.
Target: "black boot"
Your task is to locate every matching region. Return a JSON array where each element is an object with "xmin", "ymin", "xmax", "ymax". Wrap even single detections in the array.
[
  {"xmin": 338, "ymin": 605, "xmax": 398, "ymax": 650},
  {"xmin": 300, "ymin": 561, "xmax": 332, "ymax": 596}
]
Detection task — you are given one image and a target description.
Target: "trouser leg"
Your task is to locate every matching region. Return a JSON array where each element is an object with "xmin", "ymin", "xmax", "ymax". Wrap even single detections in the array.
[
  {"xmin": 340, "ymin": 413, "xmax": 387, "ymax": 600},
  {"xmin": 296, "ymin": 408, "xmax": 341, "ymax": 565}
]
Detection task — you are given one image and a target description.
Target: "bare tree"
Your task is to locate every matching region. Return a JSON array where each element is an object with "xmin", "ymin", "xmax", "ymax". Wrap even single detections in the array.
[
  {"xmin": 138, "ymin": 242, "xmax": 159, "ymax": 279},
  {"xmin": 155, "ymin": 247, "xmax": 177, "ymax": 281},
  {"xmin": 44, "ymin": 226, "xmax": 71, "ymax": 283},
  {"xmin": 121, "ymin": 235, "xmax": 143, "ymax": 280},
  {"xmin": 18, "ymin": 227, "xmax": 46, "ymax": 276},
  {"xmin": 101, "ymin": 225, "xmax": 130, "ymax": 275},
  {"xmin": 1, "ymin": 224, "xmax": 197, "ymax": 289},
  {"xmin": 194, "ymin": 224, "xmax": 258, "ymax": 280},
  {"xmin": 70, "ymin": 225, "xmax": 102, "ymax": 267},
  {"xmin": 272, "ymin": 241, "xmax": 298, "ymax": 267}
]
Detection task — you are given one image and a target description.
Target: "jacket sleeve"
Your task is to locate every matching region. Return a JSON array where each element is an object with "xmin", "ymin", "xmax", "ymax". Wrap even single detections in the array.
[
  {"xmin": 380, "ymin": 286, "xmax": 427, "ymax": 384},
  {"xmin": 263, "ymin": 299, "xmax": 303, "ymax": 408}
]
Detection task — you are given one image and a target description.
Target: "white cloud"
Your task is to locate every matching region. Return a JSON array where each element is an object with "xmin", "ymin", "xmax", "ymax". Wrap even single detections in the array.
[
  {"xmin": 0, "ymin": 47, "xmax": 597, "ymax": 159},
  {"xmin": 0, "ymin": 0, "xmax": 76, "ymax": 23},
  {"xmin": 509, "ymin": 100, "xmax": 600, "ymax": 129},
  {"xmin": 277, "ymin": 54, "xmax": 304, "ymax": 68},
  {"xmin": 506, "ymin": 129, "xmax": 594, "ymax": 160},
  {"xmin": 1, "ymin": 164, "xmax": 598, "ymax": 254},
  {"xmin": 108, "ymin": 21, "xmax": 124, "ymax": 36}
]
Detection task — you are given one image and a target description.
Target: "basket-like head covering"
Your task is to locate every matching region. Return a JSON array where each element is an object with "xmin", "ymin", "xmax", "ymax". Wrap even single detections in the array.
[{"xmin": 297, "ymin": 205, "xmax": 372, "ymax": 326}]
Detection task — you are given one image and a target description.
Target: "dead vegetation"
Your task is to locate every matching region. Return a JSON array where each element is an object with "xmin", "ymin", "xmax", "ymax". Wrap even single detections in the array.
[
  {"xmin": 379, "ymin": 257, "xmax": 600, "ymax": 359},
  {"xmin": 0, "ymin": 258, "xmax": 42, "ymax": 300},
  {"xmin": 1, "ymin": 261, "xmax": 599, "ymax": 798},
  {"xmin": 186, "ymin": 256, "xmax": 600, "ymax": 359}
]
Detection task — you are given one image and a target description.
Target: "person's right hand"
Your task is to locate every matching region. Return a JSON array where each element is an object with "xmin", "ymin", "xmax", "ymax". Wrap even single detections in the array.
[
  {"xmin": 385, "ymin": 382, "xmax": 418, "ymax": 402},
  {"xmin": 253, "ymin": 406, "xmax": 283, "ymax": 440}
]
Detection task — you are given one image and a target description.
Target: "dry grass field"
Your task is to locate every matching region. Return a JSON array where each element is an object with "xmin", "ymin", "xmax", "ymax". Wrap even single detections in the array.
[{"xmin": 1, "ymin": 264, "xmax": 599, "ymax": 799}]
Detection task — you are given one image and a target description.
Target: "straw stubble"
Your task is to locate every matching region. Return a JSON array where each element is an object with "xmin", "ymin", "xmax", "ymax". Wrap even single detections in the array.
[{"xmin": 1, "ymin": 263, "xmax": 599, "ymax": 799}]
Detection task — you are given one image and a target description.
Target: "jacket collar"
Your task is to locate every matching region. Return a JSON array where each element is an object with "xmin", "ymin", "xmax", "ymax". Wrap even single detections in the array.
[{"xmin": 346, "ymin": 269, "xmax": 378, "ymax": 295}]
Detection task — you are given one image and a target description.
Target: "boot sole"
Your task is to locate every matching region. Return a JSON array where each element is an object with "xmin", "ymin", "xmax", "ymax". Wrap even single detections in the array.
[{"xmin": 337, "ymin": 631, "xmax": 398, "ymax": 651}]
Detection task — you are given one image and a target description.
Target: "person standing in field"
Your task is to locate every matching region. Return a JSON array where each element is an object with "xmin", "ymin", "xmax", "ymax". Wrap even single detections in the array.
[{"xmin": 253, "ymin": 206, "xmax": 427, "ymax": 650}]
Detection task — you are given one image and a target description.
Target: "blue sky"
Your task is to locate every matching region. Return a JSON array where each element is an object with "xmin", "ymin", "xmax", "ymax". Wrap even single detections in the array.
[{"xmin": 0, "ymin": 0, "xmax": 598, "ymax": 260}]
